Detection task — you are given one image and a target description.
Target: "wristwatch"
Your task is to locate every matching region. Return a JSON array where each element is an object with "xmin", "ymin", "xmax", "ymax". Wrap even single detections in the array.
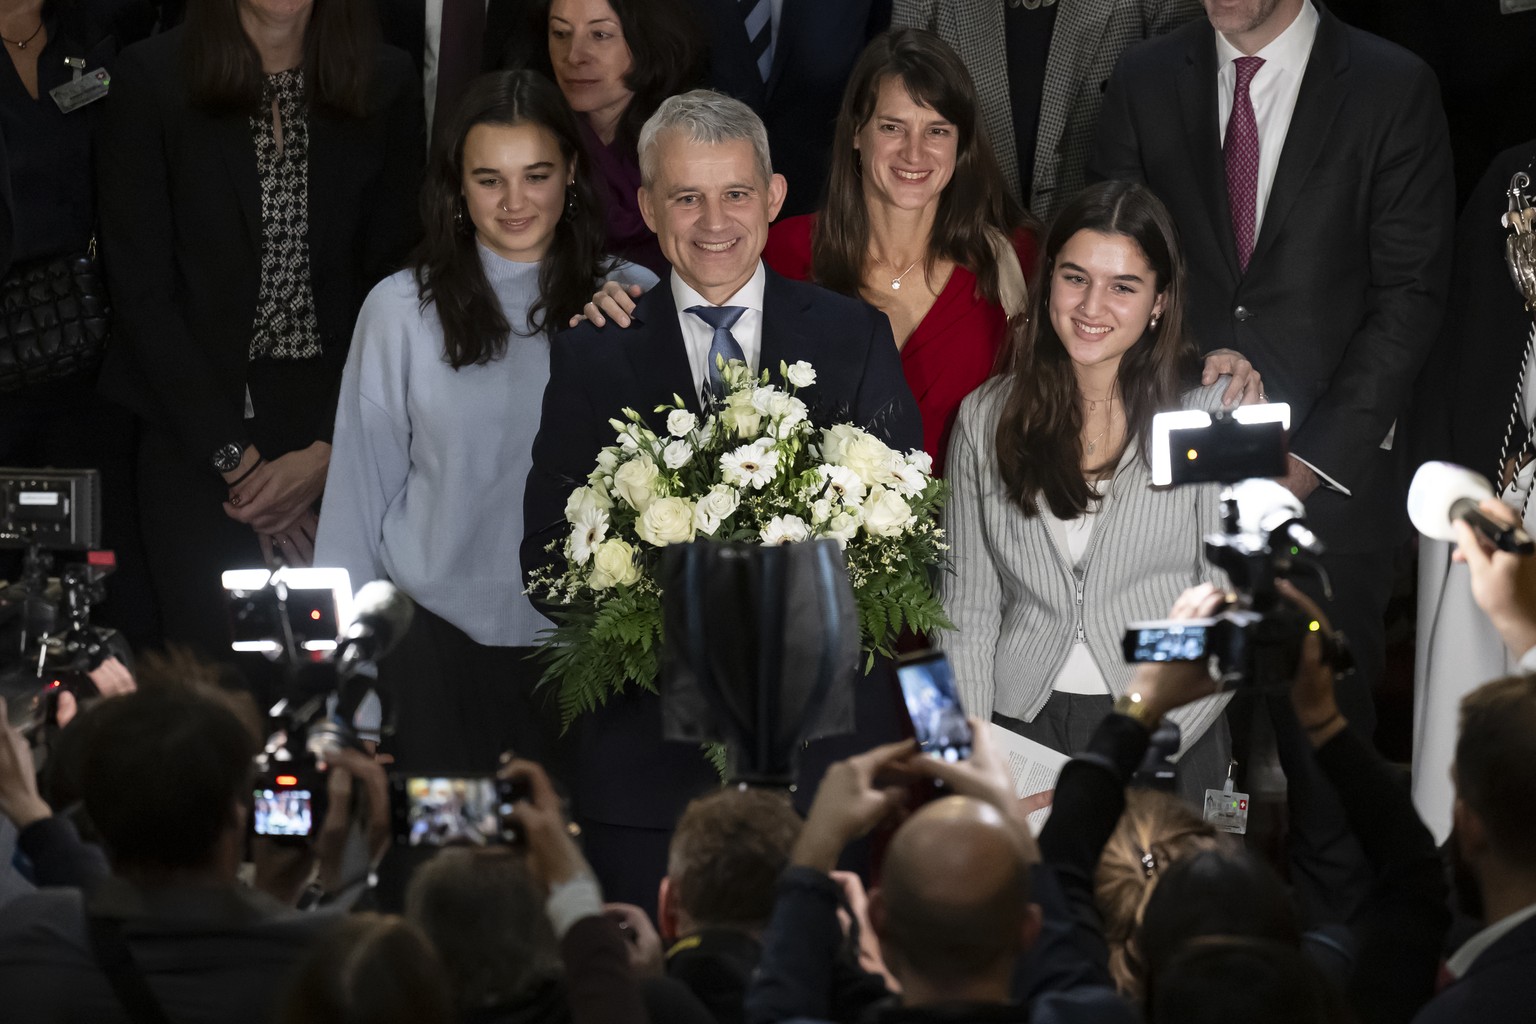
[
  {"xmin": 211, "ymin": 441, "xmax": 248, "ymax": 474},
  {"xmin": 1113, "ymin": 691, "xmax": 1161, "ymax": 731}
]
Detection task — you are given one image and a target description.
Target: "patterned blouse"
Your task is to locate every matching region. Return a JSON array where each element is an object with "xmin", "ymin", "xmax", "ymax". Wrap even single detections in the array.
[{"xmin": 249, "ymin": 68, "xmax": 322, "ymax": 360}]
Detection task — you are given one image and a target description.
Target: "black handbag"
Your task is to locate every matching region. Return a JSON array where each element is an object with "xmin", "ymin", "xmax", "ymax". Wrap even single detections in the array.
[
  {"xmin": 0, "ymin": 243, "xmax": 111, "ymax": 393},
  {"xmin": 658, "ymin": 539, "xmax": 861, "ymax": 786}
]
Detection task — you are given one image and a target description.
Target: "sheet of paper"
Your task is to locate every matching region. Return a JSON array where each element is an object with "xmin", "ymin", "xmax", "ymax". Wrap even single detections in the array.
[{"xmin": 987, "ymin": 723, "xmax": 1069, "ymax": 836}]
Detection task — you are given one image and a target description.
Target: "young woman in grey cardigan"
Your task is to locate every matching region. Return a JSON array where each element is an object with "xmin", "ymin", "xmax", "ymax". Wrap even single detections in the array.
[
  {"xmin": 315, "ymin": 72, "xmax": 656, "ymax": 772},
  {"xmin": 940, "ymin": 181, "xmax": 1256, "ymax": 803}
]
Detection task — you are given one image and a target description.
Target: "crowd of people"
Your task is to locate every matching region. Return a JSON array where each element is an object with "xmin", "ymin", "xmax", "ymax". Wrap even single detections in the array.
[{"xmin": 2, "ymin": 0, "xmax": 1536, "ymax": 1019}]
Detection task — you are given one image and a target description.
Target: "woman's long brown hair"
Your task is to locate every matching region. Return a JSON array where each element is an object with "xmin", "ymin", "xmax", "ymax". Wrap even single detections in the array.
[{"xmin": 994, "ymin": 181, "xmax": 1200, "ymax": 518}]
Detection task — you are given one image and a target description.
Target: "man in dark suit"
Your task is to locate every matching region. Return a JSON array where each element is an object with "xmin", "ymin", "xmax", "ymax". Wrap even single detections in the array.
[
  {"xmin": 692, "ymin": 0, "xmax": 891, "ymax": 217},
  {"xmin": 1414, "ymin": 673, "xmax": 1536, "ymax": 1023},
  {"xmin": 1089, "ymin": 0, "xmax": 1454, "ymax": 922},
  {"xmin": 522, "ymin": 90, "xmax": 920, "ymax": 911}
]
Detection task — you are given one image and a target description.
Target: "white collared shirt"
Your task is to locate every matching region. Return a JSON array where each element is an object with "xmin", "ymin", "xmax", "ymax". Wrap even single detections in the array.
[
  {"xmin": 1447, "ymin": 900, "xmax": 1536, "ymax": 979},
  {"xmin": 1214, "ymin": 1, "xmax": 1321, "ymax": 241},
  {"xmin": 672, "ymin": 263, "xmax": 767, "ymax": 401}
]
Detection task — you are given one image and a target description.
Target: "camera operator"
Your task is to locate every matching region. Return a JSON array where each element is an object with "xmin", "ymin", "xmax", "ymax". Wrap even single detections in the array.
[
  {"xmin": 745, "ymin": 731, "xmax": 1137, "ymax": 1024},
  {"xmin": 1037, "ymin": 583, "xmax": 1449, "ymax": 1024},
  {"xmin": 0, "ymin": 680, "xmax": 392, "ymax": 1023}
]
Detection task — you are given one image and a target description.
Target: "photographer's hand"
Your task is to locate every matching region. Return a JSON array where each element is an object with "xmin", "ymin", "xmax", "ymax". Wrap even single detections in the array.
[
  {"xmin": 1453, "ymin": 498, "xmax": 1536, "ymax": 661},
  {"xmin": 0, "ymin": 698, "xmax": 51, "ymax": 829},
  {"xmin": 1276, "ymin": 581, "xmax": 1347, "ymax": 747},
  {"xmin": 502, "ymin": 758, "xmax": 591, "ymax": 888},
  {"xmin": 792, "ymin": 738, "xmax": 916, "ymax": 874},
  {"xmin": 603, "ymin": 903, "xmax": 664, "ymax": 977},
  {"xmin": 314, "ymin": 746, "xmax": 391, "ymax": 893}
]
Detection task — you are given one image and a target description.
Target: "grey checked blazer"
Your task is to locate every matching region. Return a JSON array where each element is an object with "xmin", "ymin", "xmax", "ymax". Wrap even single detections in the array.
[{"xmin": 894, "ymin": 0, "xmax": 1201, "ymax": 221}]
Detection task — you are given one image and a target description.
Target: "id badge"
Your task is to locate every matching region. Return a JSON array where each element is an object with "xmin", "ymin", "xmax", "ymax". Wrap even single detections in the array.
[
  {"xmin": 49, "ymin": 68, "xmax": 110, "ymax": 114},
  {"xmin": 1203, "ymin": 784, "xmax": 1250, "ymax": 835},
  {"xmin": 1502, "ymin": 0, "xmax": 1536, "ymax": 13}
]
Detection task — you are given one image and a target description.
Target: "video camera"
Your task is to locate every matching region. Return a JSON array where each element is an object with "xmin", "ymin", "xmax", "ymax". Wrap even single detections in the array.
[
  {"xmin": 1121, "ymin": 405, "xmax": 1351, "ymax": 690},
  {"xmin": 223, "ymin": 568, "xmax": 414, "ymax": 835},
  {"xmin": 0, "ymin": 468, "xmax": 124, "ymax": 736}
]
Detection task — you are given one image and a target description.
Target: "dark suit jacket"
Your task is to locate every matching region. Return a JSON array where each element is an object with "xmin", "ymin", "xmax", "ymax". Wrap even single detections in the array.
[
  {"xmin": 1412, "ymin": 914, "xmax": 1536, "ymax": 1024},
  {"xmin": 377, "ymin": 0, "xmax": 544, "ymax": 85},
  {"xmin": 694, "ymin": 0, "xmax": 890, "ymax": 219},
  {"xmin": 521, "ymin": 266, "xmax": 920, "ymax": 828},
  {"xmin": 1089, "ymin": 6, "xmax": 1454, "ymax": 549},
  {"xmin": 95, "ymin": 28, "xmax": 425, "ymax": 465}
]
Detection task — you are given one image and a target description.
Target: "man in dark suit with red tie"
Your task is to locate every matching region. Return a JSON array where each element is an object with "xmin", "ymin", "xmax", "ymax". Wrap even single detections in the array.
[
  {"xmin": 1089, "ymin": 0, "xmax": 1454, "ymax": 923},
  {"xmin": 522, "ymin": 90, "xmax": 919, "ymax": 911}
]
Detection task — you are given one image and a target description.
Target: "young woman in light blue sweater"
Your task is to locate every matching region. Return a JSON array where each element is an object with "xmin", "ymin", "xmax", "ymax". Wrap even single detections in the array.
[{"xmin": 315, "ymin": 71, "xmax": 657, "ymax": 771}]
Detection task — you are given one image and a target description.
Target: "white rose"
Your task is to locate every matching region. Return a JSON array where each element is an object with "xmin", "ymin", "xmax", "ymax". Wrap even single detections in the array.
[
  {"xmin": 595, "ymin": 448, "xmax": 620, "ymax": 474},
  {"xmin": 588, "ymin": 538, "xmax": 641, "ymax": 590},
  {"xmin": 861, "ymin": 485, "xmax": 916, "ymax": 538},
  {"xmin": 721, "ymin": 390, "xmax": 763, "ymax": 438},
  {"xmin": 819, "ymin": 423, "xmax": 864, "ymax": 465},
  {"xmin": 816, "ymin": 464, "xmax": 868, "ymax": 506},
  {"xmin": 821, "ymin": 510, "xmax": 862, "ymax": 549},
  {"xmin": 613, "ymin": 456, "xmax": 661, "ymax": 511},
  {"xmin": 635, "ymin": 496, "xmax": 697, "ymax": 547},
  {"xmin": 663, "ymin": 439, "xmax": 694, "ymax": 470},
  {"xmin": 810, "ymin": 497, "xmax": 835, "ymax": 525},
  {"xmin": 564, "ymin": 484, "xmax": 613, "ymax": 524},
  {"xmin": 760, "ymin": 514, "xmax": 811, "ymax": 545},
  {"xmin": 720, "ymin": 440, "xmax": 780, "ymax": 490},
  {"xmin": 568, "ymin": 506, "xmax": 609, "ymax": 565},
  {"xmin": 840, "ymin": 433, "xmax": 900, "ymax": 487},
  {"xmin": 905, "ymin": 449, "xmax": 934, "ymax": 476},
  {"xmin": 785, "ymin": 360, "xmax": 816, "ymax": 388},
  {"xmin": 750, "ymin": 386, "xmax": 781, "ymax": 415},
  {"xmin": 693, "ymin": 484, "xmax": 741, "ymax": 535},
  {"xmin": 667, "ymin": 409, "xmax": 697, "ymax": 437}
]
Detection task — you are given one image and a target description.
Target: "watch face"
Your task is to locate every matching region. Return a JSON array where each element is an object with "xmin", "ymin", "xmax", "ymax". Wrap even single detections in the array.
[{"xmin": 213, "ymin": 443, "xmax": 244, "ymax": 472}]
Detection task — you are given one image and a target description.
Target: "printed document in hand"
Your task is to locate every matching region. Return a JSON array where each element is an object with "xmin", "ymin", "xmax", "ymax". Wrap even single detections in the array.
[{"xmin": 988, "ymin": 723, "xmax": 1068, "ymax": 836}]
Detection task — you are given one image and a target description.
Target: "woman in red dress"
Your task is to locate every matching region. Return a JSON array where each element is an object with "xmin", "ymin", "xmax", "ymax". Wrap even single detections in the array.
[{"xmin": 761, "ymin": 28, "xmax": 1034, "ymax": 475}]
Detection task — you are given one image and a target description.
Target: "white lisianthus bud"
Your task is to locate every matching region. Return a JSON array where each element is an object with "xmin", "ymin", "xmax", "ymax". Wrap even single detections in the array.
[
  {"xmin": 588, "ymin": 538, "xmax": 641, "ymax": 589},
  {"xmin": 904, "ymin": 449, "xmax": 934, "ymax": 476},
  {"xmin": 663, "ymin": 439, "xmax": 694, "ymax": 470},
  {"xmin": 568, "ymin": 506, "xmax": 609, "ymax": 565},
  {"xmin": 821, "ymin": 510, "xmax": 862, "ymax": 548},
  {"xmin": 635, "ymin": 496, "xmax": 697, "ymax": 547},
  {"xmin": 564, "ymin": 485, "xmax": 613, "ymax": 525},
  {"xmin": 760, "ymin": 514, "xmax": 811, "ymax": 545},
  {"xmin": 861, "ymin": 485, "xmax": 916, "ymax": 538},
  {"xmin": 693, "ymin": 484, "xmax": 741, "ymax": 535},
  {"xmin": 612, "ymin": 456, "xmax": 660, "ymax": 511},
  {"xmin": 666, "ymin": 409, "xmax": 697, "ymax": 438},
  {"xmin": 785, "ymin": 360, "xmax": 816, "ymax": 388}
]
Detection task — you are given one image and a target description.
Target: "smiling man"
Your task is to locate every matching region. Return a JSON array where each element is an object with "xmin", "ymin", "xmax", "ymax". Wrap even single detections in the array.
[{"xmin": 521, "ymin": 89, "xmax": 920, "ymax": 911}]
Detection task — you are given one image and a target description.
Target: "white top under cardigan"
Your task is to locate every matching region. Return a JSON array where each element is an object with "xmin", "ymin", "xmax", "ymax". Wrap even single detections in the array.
[
  {"xmin": 938, "ymin": 376, "xmax": 1235, "ymax": 755},
  {"xmin": 313, "ymin": 245, "xmax": 658, "ymax": 646}
]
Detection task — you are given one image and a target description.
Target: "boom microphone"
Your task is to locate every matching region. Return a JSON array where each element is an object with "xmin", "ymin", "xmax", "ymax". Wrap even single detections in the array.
[
  {"xmin": 1408, "ymin": 462, "xmax": 1535, "ymax": 555},
  {"xmin": 336, "ymin": 580, "xmax": 415, "ymax": 670}
]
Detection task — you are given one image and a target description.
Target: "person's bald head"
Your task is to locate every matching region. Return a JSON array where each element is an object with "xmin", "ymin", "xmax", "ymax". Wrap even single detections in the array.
[{"xmin": 873, "ymin": 796, "xmax": 1039, "ymax": 991}]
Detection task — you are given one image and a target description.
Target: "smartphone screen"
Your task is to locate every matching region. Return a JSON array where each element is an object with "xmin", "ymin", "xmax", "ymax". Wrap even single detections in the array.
[
  {"xmin": 395, "ymin": 776, "xmax": 512, "ymax": 847},
  {"xmin": 253, "ymin": 787, "xmax": 314, "ymax": 837},
  {"xmin": 895, "ymin": 652, "xmax": 973, "ymax": 762}
]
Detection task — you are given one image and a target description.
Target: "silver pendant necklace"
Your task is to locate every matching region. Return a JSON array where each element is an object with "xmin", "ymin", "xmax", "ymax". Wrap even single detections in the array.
[{"xmin": 874, "ymin": 255, "xmax": 921, "ymax": 291}]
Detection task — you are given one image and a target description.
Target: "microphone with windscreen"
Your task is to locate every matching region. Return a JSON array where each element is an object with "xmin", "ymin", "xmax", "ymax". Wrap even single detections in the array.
[
  {"xmin": 336, "ymin": 580, "xmax": 415, "ymax": 670},
  {"xmin": 1408, "ymin": 462, "xmax": 1535, "ymax": 555}
]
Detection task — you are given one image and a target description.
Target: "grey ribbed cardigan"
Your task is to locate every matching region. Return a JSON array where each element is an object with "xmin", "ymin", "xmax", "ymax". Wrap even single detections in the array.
[{"xmin": 937, "ymin": 376, "xmax": 1234, "ymax": 753}]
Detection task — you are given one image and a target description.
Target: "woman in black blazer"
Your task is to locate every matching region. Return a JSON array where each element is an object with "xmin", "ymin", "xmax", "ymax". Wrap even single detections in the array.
[{"xmin": 96, "ymin": 0, "xmax": 424, "ymax": 655}]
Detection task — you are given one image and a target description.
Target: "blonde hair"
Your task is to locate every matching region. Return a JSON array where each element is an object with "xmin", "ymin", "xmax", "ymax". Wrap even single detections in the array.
[{"xmin": 1094, "ymin": 789, "xmax": 1225, "ymax": 998}]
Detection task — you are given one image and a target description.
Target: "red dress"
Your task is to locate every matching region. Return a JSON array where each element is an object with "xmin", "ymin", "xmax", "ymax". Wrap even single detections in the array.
[{"xmin": 763, "ymin": 214, "xmax": 1038, "ymax": 476}]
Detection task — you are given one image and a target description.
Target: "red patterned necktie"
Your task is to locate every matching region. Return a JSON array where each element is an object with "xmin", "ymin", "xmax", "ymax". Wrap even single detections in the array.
[{"xmin": 1225, "ymin": 55, "xmax": 1265, "ymax": 272}]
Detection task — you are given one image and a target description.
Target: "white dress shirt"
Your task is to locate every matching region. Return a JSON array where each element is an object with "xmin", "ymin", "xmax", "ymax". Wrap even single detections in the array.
[
  {"xmin": 671, "ymin": 262, "xmax": 767, "ymax": 400},
  {"xmin": 1447, "ymin": 900, "xmax": 1536, "ymax": 979},
  {"xmin": 1214, "ymin": 1, "xmax": 1320, "ymax": 242}
]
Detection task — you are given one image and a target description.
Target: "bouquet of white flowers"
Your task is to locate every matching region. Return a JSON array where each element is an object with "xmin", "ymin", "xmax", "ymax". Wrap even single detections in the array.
[{"xmin": 527, "ymin": 358, "xmax": 950, "ymax": 727}]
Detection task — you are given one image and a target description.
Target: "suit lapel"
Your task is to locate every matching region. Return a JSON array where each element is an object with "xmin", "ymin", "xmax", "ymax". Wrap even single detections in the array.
[
  {"xmin": 307, "ymin": 110, "xmax": 346, "ymax": 282},
  {"xmin": 1177, "ymin": 24, "xmax": 1242, "ymax": 281},
  {"xmin": 1245, "ymin": 9, "xmax": 1348, "ymax": 271},
  {"xmin": 758, "ymin": 268, "xmax": 814, "ymax": 380},
  {"xmin": 625, "ymin": 278, "xmax": 705, "ymax": 418},
  {"xmin": 212, "ymin": 111, "xmax": 263, "ymax": 250},
  {"xmin": 764, "ymin": 0, "xmax": 807, "ymax": 99},
  {"xmin": 1035, "ymin": 0, "xmax": 1114, "ymax": 186}
]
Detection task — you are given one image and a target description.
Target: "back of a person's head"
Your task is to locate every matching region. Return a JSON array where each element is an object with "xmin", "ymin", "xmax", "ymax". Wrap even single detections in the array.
[
  {"xmin": 1149, "ymin": 937, "xmax": 1353, "ymax": 1024},
  {"xmin": 667, "ymin": 787, "xmax": 802, "ymax": 934},
  {"xmin": 405, "ymin": 847, "xmax": 562, "ymax": 1012},
  {"xmin": 1096, "ymin": 789, "xmax": 1224, "ymax": 996},
  {"xmin": 276, "ymin": 913, "xmax": 454, "ymax": 1024},
  {"xmin": 1136, "ymin": 848, "xmax": 1301, "ymax": 1003},
  {"xmin": 78, "ymin": 679, "xmax": 260, "ymax": 872},
  {"xmin": 1455, "ymin": 674, "xmax": 1536, "ymax": 864},
  {"xmin": 877, "ymin": 797, "xmax": 1034, "ymax": 993}
]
